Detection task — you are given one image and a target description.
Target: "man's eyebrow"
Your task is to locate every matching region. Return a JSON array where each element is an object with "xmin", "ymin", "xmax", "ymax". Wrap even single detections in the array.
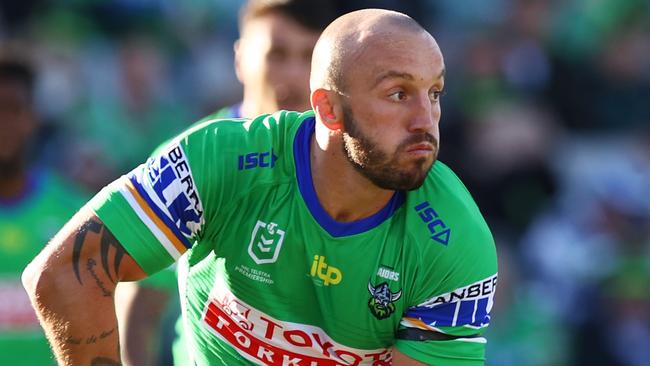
[
  {"xmin": 372, "ymin": 68, "xmax": 446, "ymax": 88},
  {"xmin": 372, "ymin": 70, "xmax": 414, "ymax": 88}
]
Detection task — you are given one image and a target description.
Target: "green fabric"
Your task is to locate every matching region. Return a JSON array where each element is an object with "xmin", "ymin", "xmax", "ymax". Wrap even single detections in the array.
[
  {"xmin": 91, "ymin": 184, "xmax": 174, "ymax": 275},
  {"xmin": 0, "ymin": 170, "xmax": 88, "ymax": 365},
  {"xmin": 92, "ymin": 110, "xmax": 498, "ymax": 364}
]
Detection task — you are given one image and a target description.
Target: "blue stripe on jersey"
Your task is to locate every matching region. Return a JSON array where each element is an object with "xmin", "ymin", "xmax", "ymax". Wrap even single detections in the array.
[
  {"xmin": 405, "ymin": 298, "xmax": 491, "ymax": 328},
  {"xmin": 473, "ymin": 297, "xmax": 489, "ymax": 325},
  {"xmin": 128, "ymin": 174, "xmax": 192, "ymax": 249},
  {"xmin": 294, "ymin": 117, "xmax": 405, "ymax": 237}
]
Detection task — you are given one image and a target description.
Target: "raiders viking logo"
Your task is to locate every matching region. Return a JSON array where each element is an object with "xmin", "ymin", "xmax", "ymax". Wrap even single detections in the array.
[{"xmin": 368, "ymin": 282, "xmax": 402, "ymax": 320}]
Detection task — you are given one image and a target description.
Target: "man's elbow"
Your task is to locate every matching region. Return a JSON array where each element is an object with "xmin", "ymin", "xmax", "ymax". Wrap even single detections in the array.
[
  {"xmin": 22, "ymin": 253, "xmax": 60, "ymax": 310},
  {"xmin": 22, "ymin": 256, "xmax": 43, "ymax": 299}
]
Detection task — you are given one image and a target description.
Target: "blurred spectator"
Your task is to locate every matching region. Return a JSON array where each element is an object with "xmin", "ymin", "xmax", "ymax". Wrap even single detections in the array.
[
  {"xmin": 0, "ymin": 43, "xmax": 88, "ymax": 365},
  {"xmin": 63, "ymin": 32, "xmax": 191, "ymax": 192},
  {"xmin": 450, "ymin": 101, "xmax": 561, "ymax": 242},
  {"xmin": 519, "ymin": 131, "xmax": 650, "ymax": 366},
  {"xmin": 573, "ymin": 257, "xmax": 650, "ymax": 366},
  {"xmin": 485, "ymin": 245, "xmax": 569, "ymax": 366}
]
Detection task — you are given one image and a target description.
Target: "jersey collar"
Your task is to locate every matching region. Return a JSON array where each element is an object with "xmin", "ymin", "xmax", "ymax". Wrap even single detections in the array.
[{"xmin": 293, "ymin": 117, "xmax": 405, "ymax": 237}]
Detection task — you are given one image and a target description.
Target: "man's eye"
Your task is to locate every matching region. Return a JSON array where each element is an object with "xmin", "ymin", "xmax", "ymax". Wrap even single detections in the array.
[
  {"xmin": 388, "ymin": 91, "xmax": 407, "ymax": 101},
  {"xmin": 429, "ymin": 90, "xmax": 443, "ymax": 102}
]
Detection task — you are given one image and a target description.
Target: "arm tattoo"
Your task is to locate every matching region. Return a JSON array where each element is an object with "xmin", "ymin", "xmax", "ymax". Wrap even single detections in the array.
[
  {"xmin": 100, "ymin": 225, "xmax": 125, "ymax": 283},
  {"xmin": 72, "ymin": 220, "xmax": 102, "ymax": 283},
  {"xmin": 72, "ymin": 219, "xmax": 126, "ymax": 285}
]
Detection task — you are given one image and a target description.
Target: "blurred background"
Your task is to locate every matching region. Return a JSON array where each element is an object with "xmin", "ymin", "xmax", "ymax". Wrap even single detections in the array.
[{"xmin": 1, "ymin": 0, "xmax": 649, "ymax": 365}]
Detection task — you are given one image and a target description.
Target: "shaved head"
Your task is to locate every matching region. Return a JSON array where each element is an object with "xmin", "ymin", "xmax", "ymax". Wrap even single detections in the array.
[
  {"xmin": 310, "ymin": 9, "xmax": 435, "ymax": 93},
  {"xmin": 309, "ymin": 9, "xmax": 445, "ymax": 192}
]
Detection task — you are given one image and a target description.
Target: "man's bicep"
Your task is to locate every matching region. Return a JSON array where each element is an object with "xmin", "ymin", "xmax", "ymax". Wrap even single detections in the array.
[
  {"xmin": 42, "ymin": 205, "xmax": 147, "ymax": 284},
  {"xmin": 395, "ymin": 273, "xmax": 497, "ymax": 365}
]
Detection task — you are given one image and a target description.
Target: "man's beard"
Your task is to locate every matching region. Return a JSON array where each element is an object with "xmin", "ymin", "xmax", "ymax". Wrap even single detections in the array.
[{"xmin": 341, "ymin": 103, "xmax": 437, "ymax": 191}]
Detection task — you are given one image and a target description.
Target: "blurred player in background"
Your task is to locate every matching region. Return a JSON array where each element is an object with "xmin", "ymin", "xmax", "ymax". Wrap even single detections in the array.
[
  {"xmin": 0, "ymin": 46, "xmax": 87, "ymax": 365},
  {"xmin": 117, "ymin": 1, "xmax": 338, "ymax": 365}
]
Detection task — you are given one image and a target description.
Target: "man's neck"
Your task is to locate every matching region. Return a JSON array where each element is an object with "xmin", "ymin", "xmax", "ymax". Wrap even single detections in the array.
[
  {"xmin": 240, "ymin": 99, "xmax": 272, "ymax": 119},
  {"xmin": 309, "ymin": 131, "xmax": 394, "ymax": 223}
]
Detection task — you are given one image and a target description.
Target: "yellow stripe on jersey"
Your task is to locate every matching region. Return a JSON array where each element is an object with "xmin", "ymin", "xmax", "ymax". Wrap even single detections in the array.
[
  {"xmin": 401, "ymin": 317, "xmax": 436, "ymax": 331},
  {"xmin": 120, "ymin": 177, "xmax": 188, "ymax": 258}
]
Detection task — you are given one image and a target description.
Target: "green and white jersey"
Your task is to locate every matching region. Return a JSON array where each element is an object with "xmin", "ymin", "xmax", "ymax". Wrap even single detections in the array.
[
  {"xmin": 0, "ymin": 169, "xmax": 87, "ymax": 365},
  {"xmin": 91, "ymin": 110, "xmax": 497, "ymax": 365}
]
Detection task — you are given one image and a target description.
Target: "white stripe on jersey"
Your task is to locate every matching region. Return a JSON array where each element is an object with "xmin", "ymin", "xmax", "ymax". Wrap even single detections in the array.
[{"xmin": 118, "ymin": 180, "xmax": 182, "ymax": 260}]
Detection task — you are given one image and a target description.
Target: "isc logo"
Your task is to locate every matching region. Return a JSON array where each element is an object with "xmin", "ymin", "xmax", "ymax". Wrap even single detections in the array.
[
  {"xmin": 414, "ymin": 201, "xmax": 451, "ymax": 246},
  {"xmin": 238, "ymin": 150, "xmax": 278, "ymax": 170},
  {"xmin": 310, "ymin": 255, "xmax": 342, "ymax": 286}
]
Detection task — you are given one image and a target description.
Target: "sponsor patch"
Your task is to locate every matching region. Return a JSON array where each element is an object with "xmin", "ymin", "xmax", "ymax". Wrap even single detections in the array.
[
  {"xmin": 123, "ymin": 142, "xmax": 204, "ymax": 256},
  {"xmin": 202, "ymin": 287, "xmax": 392, "ymax": 365},
  {"xmin": 414, "ymin": 201, "xmax": 451, "ymax": 246},
  {"xmin": 376, "ymin": 267, "xmax": 399, "ymax": 282},
  {"xmin": 248, "ymin": 221, "xmax": 286, "ymax": 265},
  {"xmin": 310, "ymin": 256, "xmax": 342, "ymax": 286},
  {"xmin": 404, "ymin": 274, "xmax": 497, "ymax": 329},
  {"xmin": 238, "ymin": 150, "xmax": 278, "ymax": 170}
]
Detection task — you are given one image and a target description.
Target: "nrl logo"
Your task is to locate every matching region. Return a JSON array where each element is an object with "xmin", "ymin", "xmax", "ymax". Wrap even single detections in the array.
[
  {"xmin": 368, "ymin": 282, "xmax": 402, "ymax": 320},
  {"xmin": 247, "ymin": 220, "xmax": 285, "ymax": 265}
]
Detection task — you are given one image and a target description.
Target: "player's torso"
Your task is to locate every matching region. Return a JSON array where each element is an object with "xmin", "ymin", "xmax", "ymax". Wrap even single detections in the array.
[
  {"xmin": 166, "ymin": 111, "xmax": 494, "ymax": 365},
  {"xmin": 182, "ymin": 183, "xmax": 408, "ymax": 365}
]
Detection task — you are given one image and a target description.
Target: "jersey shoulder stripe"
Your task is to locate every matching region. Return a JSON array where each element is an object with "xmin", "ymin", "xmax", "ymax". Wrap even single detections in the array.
[
  {"xmin": 117, "ymin": 142, "xmax": 206, "ymax": 259},
  {"xmin": 117, "ymin": 176, "xmax": 185, "ymax": 259},
  {"xmin": 127, "ymin": 174, "xmax": 191, "ymax": 250}
]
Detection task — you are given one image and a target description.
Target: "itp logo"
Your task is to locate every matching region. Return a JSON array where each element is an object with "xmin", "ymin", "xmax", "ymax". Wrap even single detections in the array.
[
  {"xmin": 310, "ymin": 255, "xmax": 342, "ymax": 286},
  {"xmin": 247, "ymin": 220, "xmax": 285, "ymax": 264}
]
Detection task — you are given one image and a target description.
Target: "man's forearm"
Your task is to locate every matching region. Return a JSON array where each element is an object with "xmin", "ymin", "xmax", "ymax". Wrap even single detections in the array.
[
  {"xmin": 24, "ymin": 262, "xmax": 121, "ymax": 365},
  {"xmin": 23, "ymin": 210, "xmax": 146, "ymax": 365}
]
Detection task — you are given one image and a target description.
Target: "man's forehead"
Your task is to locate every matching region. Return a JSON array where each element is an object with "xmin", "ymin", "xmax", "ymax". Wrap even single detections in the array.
[
  {"xmin": 370, "ymin": 67, "xmax": 446, "ymax": 88},
  {"xmin": 350, "ymin": 37, "xmax": 444, "ymax": 86}
]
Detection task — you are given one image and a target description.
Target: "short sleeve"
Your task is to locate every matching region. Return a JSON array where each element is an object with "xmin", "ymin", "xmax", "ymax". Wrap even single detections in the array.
[
  {"xmin": 90, "ymin": 139, "xmax": 207, "ymax": 275},
  {"xmin": 395, "ymin": 273, "xmax": 498, "ymax": 365},
  {"xmin": 395, "ymin": 163, "xmax": 499, "ymax": 365},
  {"xmin": 88, "ymin": 112, "xmax": 301, "ymax": 276}
]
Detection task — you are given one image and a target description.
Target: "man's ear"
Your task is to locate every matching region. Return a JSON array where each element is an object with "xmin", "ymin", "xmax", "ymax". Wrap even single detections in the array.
[
  {"xmin": 233, "ymin": 39, "xmax": 243, "ymax": 83},
  {"xmin": 311, "ymin": 88, "xmax": 343, "ymax": 131}
]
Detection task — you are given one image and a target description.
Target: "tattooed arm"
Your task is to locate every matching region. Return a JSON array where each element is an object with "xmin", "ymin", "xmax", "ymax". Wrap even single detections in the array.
[{"xmin": 22, "ymin": 206, "xmax": 147, "ymax": 365}]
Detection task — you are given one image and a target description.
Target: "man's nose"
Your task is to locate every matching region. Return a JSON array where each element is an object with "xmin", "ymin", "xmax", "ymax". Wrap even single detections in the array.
[{"xmin": 407, "ymin": 92, "xmax": 436, "ymax": 134}]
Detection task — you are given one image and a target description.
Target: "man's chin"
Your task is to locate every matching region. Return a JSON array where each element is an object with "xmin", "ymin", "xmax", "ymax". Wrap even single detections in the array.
[{"xmin": 404, "ymin": 162, "xmax": 436, "ymax": 191}]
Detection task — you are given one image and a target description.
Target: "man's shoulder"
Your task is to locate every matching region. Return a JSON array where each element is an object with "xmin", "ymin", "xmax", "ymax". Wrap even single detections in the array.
[
  {"xmin": 409, "ymin": 161, "xmax": 477, "ymax": 211},
  {"xmin": 179, "ymin": 110, "xmax": 311, "ymax": 148},
  {"xmin": 404, "ymin": 161, "xmax": 493, "ymax": 249},
  {"xmin": 401, "ymin": 162, "xmax": 497, "ymax": 300},
  {"xmin": 166, "ymin": 110, "xmax": 313, "ymax": 194}
]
